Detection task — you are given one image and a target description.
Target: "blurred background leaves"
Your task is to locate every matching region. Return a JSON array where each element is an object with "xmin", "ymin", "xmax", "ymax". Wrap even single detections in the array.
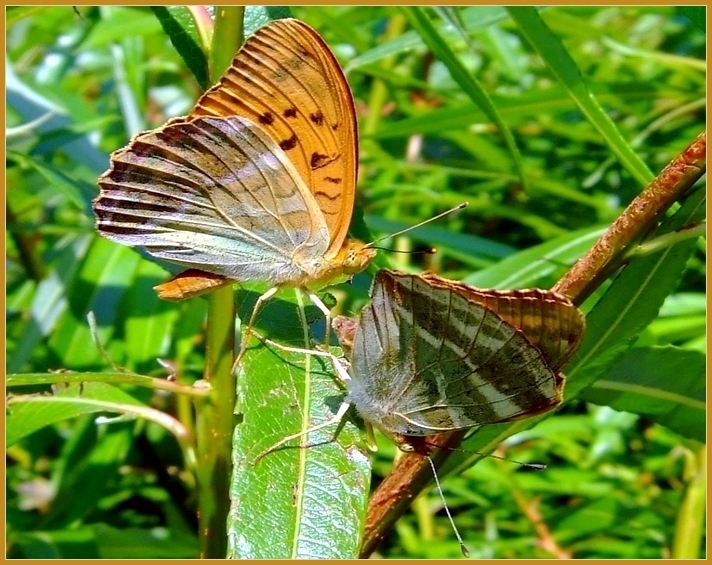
[{"xmin": 6, "ymin": 5, "xmax": 705, "ymax": 559}]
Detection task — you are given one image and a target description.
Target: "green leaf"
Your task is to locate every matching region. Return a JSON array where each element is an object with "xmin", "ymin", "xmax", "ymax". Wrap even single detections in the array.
[
  {"xmin": 6, "ymin": 63, "xmax": 109, "ymax": 175},
  {"xmin": 7, "ymin": 235, "xmax": 92, "ymax": 373},
  {"xmin": 8, "ymin": 152, "xmax": 94, "ymax": 214},
  {"xmin": 582, "ymin": 346, "xmax": 705, "ymax": 442},
  {"xmin": 10, "ymin": 527, "xmax": 99, "ymax": 558},
  {"xmin": 465, "ymin": 226, "xmax": 607, "ymax": 288},
  {"xmin": 228, "ymin": 290, "xmax": 370, "ymax": 558},
  {"xmin": 122, "ymin": 259, "xmax": 180, "ymax": 373},
  {"xmin": 152, "ymin": 6, "xmax": 210, "ymax": 90},
  {"xmin": 554, "ymin": 497, "xmax": 619, "ymax": 539},
  {"xmin": 93, "ymin": 523, "xmax": 198, "ymax": 558},
  {"xmin": 7, "ymin": 382, "xmax": 145, "ymax": 446},
  {"xmin": 82, "ymin": 7, "xmax": 163, "ymax": 48},
  {"xmin": 402, "ymin": 7, "xmax": 528, "ymax": 192},
  {"xmin": 369, "ymin": 83, "xmax": 681, "ymax": 140},
  {"xmin": 506, "ymin": 7, "xmax": 653, "ymax": 186},
  {"xmin": 48, "ymin": 238, "xmax": 143, "ymax": 369},
  {"xmin": 244, "ymin": 6, "xmax": 293, "ymax": 35},
  {"xmin": 6, "ymin": 6, "xmax": 48, "ymax": 27},
  {"xmin": 346, "ymin": 6, "xmax": 509, "ymax": 71},
  {"xmin": 678, "ymin": 6, "xmax": 705, "ymax": 32},
  {"xmin": 42, "ymin": 418, "xmax": 136, "ymax": 528}
]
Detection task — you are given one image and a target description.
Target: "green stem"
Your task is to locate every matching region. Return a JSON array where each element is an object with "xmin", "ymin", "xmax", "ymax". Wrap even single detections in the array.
[
  {"xmin": 361, "ymin": 13, "xmax": 406, "ymax": 137},
  {"xmin": 209, "ymin": 6, "xmax": 244, "ymax": 81},
  {"xmin": 672, "ymin": 443, "xmax": 706, "ymax": 558},
  {"xmin": 6, "ymin": 372, "xmax": 211, "ymax": 398},
  {"xmin": 630, "ymin": 221, "xmax": 705, "ymax": 258},
  {"xmin": 194, "ymin": 6, "xmax": 244, "ymax": 558},
  {"xmin": 196, "ymin": 286, "xmax": 235, "ymax": 558}
]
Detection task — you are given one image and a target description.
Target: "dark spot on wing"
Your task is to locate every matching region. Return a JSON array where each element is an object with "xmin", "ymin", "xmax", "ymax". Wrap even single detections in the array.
[
  {"xmin": 279, "ymin": 134, "xmax": 298, "ymax": 151},
  {"xmin": 284, "ymin": 107, "xmax": 297, "ymax": 119},
  {"xmin": 324, "ymin": 177, "xmax": 342, "ymax": 184},
  {"xmin": 315, "ymin": 189, "xmax": 340, "ymax": 201},
  {"xmin": 270, "ymin": 67, "xmax": 289, "ymax": 82},
  {"xmin": 285, "ymin": 56, "xmax": 304, "ymax": 72},
  {"xmin": 332, "ymin": 123, "xmax": 339, "ymax": 131},
  {"xmin": 310, "ymin": 111, "xmax": 324, "ymax": 127},
  {"xmin": 259, "ymin": 112, "xmax": 274, "ymax": 125},
  {"xmin": 311, "ymin": 152, "xmax": 329, "ymax": 169}
]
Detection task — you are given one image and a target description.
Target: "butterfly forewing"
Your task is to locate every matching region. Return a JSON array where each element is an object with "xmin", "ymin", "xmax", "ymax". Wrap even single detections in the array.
[
  {"xmin": 187, "ymin": 18, "xmax": 358, "ymax": 253},
  {"xmin": 95, "ymin": 116, "xmax": 329, "ymax": 283},
  {"xmin": 344, "ymin": 270, "xmax": 566, "ymax": 438}
]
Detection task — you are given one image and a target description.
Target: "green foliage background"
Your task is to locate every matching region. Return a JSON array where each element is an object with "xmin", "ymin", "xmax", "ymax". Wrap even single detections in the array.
[{"xmin": 6, "ymin": 5, "xmax": 705, "ymax": 559}]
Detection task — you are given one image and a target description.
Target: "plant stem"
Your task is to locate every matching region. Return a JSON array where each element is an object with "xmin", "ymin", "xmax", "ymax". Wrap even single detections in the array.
[
  {"xmin": 194, "ymin": 6, "xmax": 244, "ymax": 558},
  {"xmin": 672, "ymin": 443, "xmax": 706, "ymax": 558},
  {"xmin": 196, "ymin": 285, "xmax": 235, "ymax": 558},
  {"xmin": 553, "ymin": 131, "xmax": 706, "ymax": 304}
]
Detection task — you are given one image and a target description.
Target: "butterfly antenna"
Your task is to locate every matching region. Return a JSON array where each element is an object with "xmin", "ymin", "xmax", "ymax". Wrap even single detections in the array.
[
  {"xmin": 367, "ymin": 202, "xmax": 468, "ymax": 247},
  {"xmin": 426, "ymin": 455, "xmax": 470, "ymax": 558},
  {"xmin": 367, "ymin": 246, "xmax": 437, "ymax": 255},
  {"xmin": 423, "ymin": 441, "xmax": 546, "ymax": 471}
]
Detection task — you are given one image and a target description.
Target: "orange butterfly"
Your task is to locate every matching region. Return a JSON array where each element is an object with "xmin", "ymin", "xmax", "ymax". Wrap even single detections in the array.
[{"xmin": 94, "ymin": 18, "xmax": 376, "ymax": 350}]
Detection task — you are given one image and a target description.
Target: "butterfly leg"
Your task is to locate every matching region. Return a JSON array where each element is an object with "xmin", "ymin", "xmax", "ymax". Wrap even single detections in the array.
[
  {"xmin": 245, "ymin": 327, "xmax": 352, "ymax": 385},
  {"xmin": 232, "ymin": 285, "xmax": 280, "ymax": 373},
  {"xmin": 252, "ymin": 399, "xmax": 352, "ymax": 465},
  {"xmin": 244, "ymin": 327, "xmax": 357, "ymax": 462}
]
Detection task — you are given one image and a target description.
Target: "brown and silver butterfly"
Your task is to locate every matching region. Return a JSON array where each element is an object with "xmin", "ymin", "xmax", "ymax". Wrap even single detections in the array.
[{"xmin": 259, "ymin": 268, "xmax": 585, "ymax": 457}]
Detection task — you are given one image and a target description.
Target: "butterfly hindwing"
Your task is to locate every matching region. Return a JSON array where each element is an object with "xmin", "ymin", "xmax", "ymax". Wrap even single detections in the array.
[
  {"xmin": 95, "ymin": 116, "xmax": 329, "ymax": 283},
  {"xmin": 344, "ymin": 270, "xmax": 568, "ymax": 437},
  {"xmin": 420, "ymin": 273, "xmax": 585, "ymax": 372},
  {"xmin": 188, "ymin": 18, "xmax": 358, "ymax": 253}
]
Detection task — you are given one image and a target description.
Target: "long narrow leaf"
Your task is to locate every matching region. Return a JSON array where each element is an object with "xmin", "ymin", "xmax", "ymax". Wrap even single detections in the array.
[
  {"xmin": 228, "ymin": 291, "xmax": 370, "ymax": 558},
  {"xmin": 507, "ymin": 7, "xmax": 654, "ymax": 186},
  {"xmin": 402, "ymin": 7, "xmax": 528, "ymax": 192}
]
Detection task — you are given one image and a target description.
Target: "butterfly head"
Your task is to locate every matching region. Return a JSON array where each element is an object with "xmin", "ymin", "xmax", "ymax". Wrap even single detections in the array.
[
  {"xmin": 339, "ymin": 239, "xmax": 377, "ymax": 276},
  {"xmin": 332, "ymin": 315, "xmax": 358, "ymax": 355}
]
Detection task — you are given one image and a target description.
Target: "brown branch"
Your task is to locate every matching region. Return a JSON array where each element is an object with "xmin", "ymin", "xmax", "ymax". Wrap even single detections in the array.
[
  {"xmin": 360, "ymin": 431, "xmax": 467, "ymax": 557},
  {"xmin": 553, "ymin": 131, "xmax": 706, "ymax": 304},
  {"xmin": 360, "ymin": 131, "xmax": 706, "ymax": 558}
]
